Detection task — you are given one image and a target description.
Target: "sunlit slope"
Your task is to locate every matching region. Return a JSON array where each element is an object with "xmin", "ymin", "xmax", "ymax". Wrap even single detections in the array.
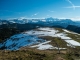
[{"xmin": 0, "ymin": 27, "xmax": 80, "ymax": 50}]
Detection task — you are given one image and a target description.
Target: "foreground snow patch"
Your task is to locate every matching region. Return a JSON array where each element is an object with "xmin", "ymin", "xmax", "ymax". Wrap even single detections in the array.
[
  {"xmin": 26, "ymin": 28, "xmax": 58, "ymax": 37},
  {"xmin": 56, "ymin": 33, "xmax": 71, "ymax": 39},
  {"xmin": 26, "ymin": 28, "xmax": 80, "ymax": 47},
  {"xmin": 27, "ymin": 28, "xmax": 80, "ymax": 46},
  {"xmin": 65, "ymin": 40, "xmax": 80, "ymax": 46},
  {"xmin": 0, "ymin": 27, "xmax": 80, "ymax": 50},
  {"xmin": 0, "ymin": 33, "xmax": 45, "ymax": 50},
  {"xmin": 63, "ymin": 29, "xmax": 80, "ymax": 35},
  {"xmin": 31, "ymin": 41, "xmax": 66, "ymax": 50},
  {"xmin": 31, "ymin": 41, "xmax": 53, "ymax": 50}
]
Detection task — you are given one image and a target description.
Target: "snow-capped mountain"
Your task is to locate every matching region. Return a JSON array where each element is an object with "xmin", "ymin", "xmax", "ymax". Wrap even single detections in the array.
[
  {"xmin": 0, "ymin": 17, "xmax": 80, "ymax": 33},
  {"xmin": 0, "ymin": 17, "xmax": 77, "ymax": 25},
  {"xmin": 0, "ymin": 17, "xmax": 75, "ymax": 27}
]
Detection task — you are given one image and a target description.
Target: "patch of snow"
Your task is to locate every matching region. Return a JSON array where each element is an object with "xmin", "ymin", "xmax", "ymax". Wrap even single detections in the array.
[
  {"xmin": 41, "ymin": 20, "xmax": 46, "ymax": 22},
  {"xmin": 31, "ymin": 44, "xmax": 53, "ymax": 50},
  {"xmin": 65, "ymin": 40, "xmax": 80, "ymax": 46},
  {"xmin": 31, "ymin": 41, "xmax": 66, "ymax": 50},
  {"xmin": 0, "ymin": 27, "xmax": 80, "ymax": 50},
  {"xmin": 9, "ymin": 21, "xmax": 16, "ymax": 23},
  {"xmin": 63, "ymin": 29, "xmax": 80, "ymax": 35},
  {"xmin": 56, "ymin": 33, "xmax": 71, "ymax": 39},
  {"xmin": 26, "ymin": 28, "xmax": 58, "ymax": 37},
  {"xmin": 26, "ymin": 28, "xmax": 80, "ymax": 47},
  {"xmin": 0, "ymin": 33, "xmax": 45, "ymax": 50}
]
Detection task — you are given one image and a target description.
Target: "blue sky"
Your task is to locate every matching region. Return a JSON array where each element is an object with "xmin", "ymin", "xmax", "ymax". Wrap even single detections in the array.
[{"xmin": 0, "ymin": 0, "xmax": 80, "ymax": 20}]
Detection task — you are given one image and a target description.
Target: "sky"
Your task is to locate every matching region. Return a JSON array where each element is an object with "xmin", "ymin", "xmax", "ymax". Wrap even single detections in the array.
[{"xmin": 0, "ymin": 0, "xmax": 80, "ymax": 20}]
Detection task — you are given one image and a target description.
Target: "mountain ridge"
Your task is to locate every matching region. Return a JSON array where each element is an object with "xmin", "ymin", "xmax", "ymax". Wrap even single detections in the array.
[{"xmin": 0, "ymin": 17, "xmax": 80, "ymax": 34}]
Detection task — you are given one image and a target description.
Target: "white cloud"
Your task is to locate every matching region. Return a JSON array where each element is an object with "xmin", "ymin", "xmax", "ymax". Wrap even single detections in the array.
[
  {"xmin": 64, "ymin": 6, "xmax": 80, "ymax": 10},
  {"xmin": 48, "ymin": 10, "xmax": 54, "ymax": 12},
  {"xmin": 58, "ymin": 17, "xmax": 80, "ymax": 21},
  {"xmin": 70, "ymin": 17, "xmax": 80, "ymax": 21},
  {"xmin": 8, "ymin": 18, "xmax": 18, "ymax": 20},
  {"xmin": 8, "ymin": 16, "xmax": 28, "ymax": 20},
  {"xmin": 32, "ymin": 12, "xmax": 39, "ymax": 16},
  {"xmin": 34, "ymin": 13, "xmax": 38, "ymax": 15},
  {"xmin": 19, "ymin": 16, "xmax": 27, "ymax": 20},
  {"xmin": 47, "ymin": 15, "xmax": 49, "ymax": 16},
  {"xmin": 0, "ymin": 10, "xmax": 13, "ymax": 12},
  {"xmin": 64, "ymin": 0, "xmax": 80, "ymax": 10},
  {"xmin": 66, "ymin": 0, "xmax": 74, "ymax": 6}
]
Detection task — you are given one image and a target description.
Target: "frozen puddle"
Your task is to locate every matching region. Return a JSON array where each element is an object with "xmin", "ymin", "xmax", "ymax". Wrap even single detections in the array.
[{"xmin": 31, "ymin": 41, "xmax": 66, "ymax": 50}]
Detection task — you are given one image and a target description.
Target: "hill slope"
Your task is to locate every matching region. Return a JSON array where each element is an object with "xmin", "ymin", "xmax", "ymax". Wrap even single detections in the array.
[
  {"xmin": 0, "ymin": 27, "xmax": 80, "ymax": 50},
  {"xmin": 0, "ymin": 27, "xmax": 80, "ymax": 60}
]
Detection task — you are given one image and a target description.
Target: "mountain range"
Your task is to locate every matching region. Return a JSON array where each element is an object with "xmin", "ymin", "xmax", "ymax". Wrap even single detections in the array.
[{"xmin": 0, "ymin": 17, "xmax": 80, "ymax": 33}]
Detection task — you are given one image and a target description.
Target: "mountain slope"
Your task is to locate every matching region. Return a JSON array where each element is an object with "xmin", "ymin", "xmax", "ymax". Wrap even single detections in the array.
[
  {"xmin": 0, "ymin": 27, "xmax": 80, "ymax": 50},
  {"xmin": 0, "ymin": 27, "xmax": 80, "ymax": 60}
]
